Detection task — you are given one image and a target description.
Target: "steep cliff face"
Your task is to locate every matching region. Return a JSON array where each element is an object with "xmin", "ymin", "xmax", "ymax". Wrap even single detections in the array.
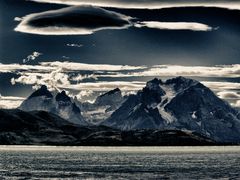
[
  {"xmin": 19, "ymin": 86, "xmax": 88, "ymax": 125},
  {"xmin": 81, "ymin": 88, "xmax": 126, "ymax": 124}
]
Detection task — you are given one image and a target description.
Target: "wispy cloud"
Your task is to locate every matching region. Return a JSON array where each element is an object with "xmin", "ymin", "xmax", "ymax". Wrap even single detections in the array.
[
  {"xmin": 66, "ymin": 43, "xmax": 83, "ymax": 48},
  {"xmin": 14, "ymin": 4, "xmax": 218, "ymax": 35},
  {"xmin": 135, "ymin": 65, "xmax": 240, "ymax": 78},
  {"xmin": 1, "ymin": 62, "xmax": 240, "ymax": 78},
  {"xmin": 0, "ymin": 63, "xmax": 55, "ymax": 73},
  {"xmin": 40, "ymin": 61, "xmax": 145, "ymax": 71},
  {"xmin": 11, "ymin": 69, "xmax": 70, "ymax": 91},
  {"xmin": 76, "ymin": 90, "xmax": 94, "ymax": 99},
  {"xmin": 1, "ymin": 61, "xmax": 240, "ymax": 107},
  {"xmin": 95, "ymin": 64, "xmax": 240, "ymax": 78},
  {"xmin": 14, "ymin": 17, "xmax": 22, "ymax": 22},
  {"xmin": 1, "ymin": 62, "xmax": 240, "ymax": 92},
  {"xmin": 0, "ymin": 61, "xmax": 145, "ymax": 91},
  {"xmin": 202, "ymin": 81, "xmax": 240, "ymax": 108},
  {"xmin": 217, "ymin": 91, "xmax": 240, "ymax": 99},
  {"xmin": 62, "ymin": 56, "xmax": 70, "ymax": 59},
  {"xmin": 202, "ymin": 81, "xmax": 240, "ymax": 91},
  {"xmin": 232, "ymin": 100, "xmax": 240, "ymax": 108},
  {"xmin": 0, "ymin": 61, "xmax": 145, "ymax": 73},
  {"xmin": 23, "ymin": 51, "xmax": 42, "ymax": 63},
  {"xmin": 58, "ymin": 81, "xmax": 146, "ymax": 91},
  {"xmin": 0, "ymin": 95, "xmax": 25, "ymax": 109},
  {"xmin": 71, "ymin": 74, "xmax": 98, "ymax": 82},
  {"xmin": 135, "ymin": 21, "xmax": 214, "ymax": 31},
  {"xmin": 28, "ymin": 0, "xmax": 240, "ymax": 10}
]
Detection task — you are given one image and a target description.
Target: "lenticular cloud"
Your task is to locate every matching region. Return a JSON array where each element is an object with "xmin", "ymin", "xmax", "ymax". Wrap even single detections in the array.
[
  {"xmin": 135, "ymin": 21, "xmax": 213, "ymax": 31},
  {"xmin": 29, "ymin": 0, "xmax": 240, "ymax": 10},
  {"xmin": 15, "ymin": 4, "xmax": 216, "ymax": 35},
  {"xmin": 15, "ymin": 6, "xmax": 132, "ymax": 35}
]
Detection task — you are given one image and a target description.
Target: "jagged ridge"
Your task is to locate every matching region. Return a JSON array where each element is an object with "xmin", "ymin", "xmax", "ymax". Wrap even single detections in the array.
[
  {"xmin": 102, "ymin": 77, "xmax": 240, "ymax": 143},
  {"xmin": 19, "ymin": 86, "xmax": 88, "ymax": 125},
  {"xmin": 15, "ymin": 77, "xmax": 240, "ymax": 143}
]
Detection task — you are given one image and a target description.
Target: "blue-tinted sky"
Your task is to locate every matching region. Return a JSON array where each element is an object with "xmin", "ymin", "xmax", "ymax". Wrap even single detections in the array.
[{"xmin": 0, "ymin": 0, "xmax": 240, "ymax": 108}]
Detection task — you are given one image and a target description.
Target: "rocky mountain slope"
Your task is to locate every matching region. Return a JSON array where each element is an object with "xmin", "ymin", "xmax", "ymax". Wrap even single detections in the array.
[
  {"xmin": 19, "ymin": 85, "xmax": 88, "ymax": 125},
  {"xmin": 81, "ymin": 88, "xmax": 126, "ymax": 124},
  {"xmin": 102, "ymin": 77, "xmax": 240, "ymax": 143},
  {"xmin": 13, "ymin": 76, "xmax": 240, "ymax": 143}
]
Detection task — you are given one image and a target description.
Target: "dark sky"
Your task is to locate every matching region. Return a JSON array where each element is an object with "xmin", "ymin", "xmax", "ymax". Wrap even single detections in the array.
[
  {"xmin": 1, "ymin": 0, "xmax": 240, "ymax": 66},
  {"xmin": 0, "ymin": 0, "xmax": 240, "ymax": 108}
]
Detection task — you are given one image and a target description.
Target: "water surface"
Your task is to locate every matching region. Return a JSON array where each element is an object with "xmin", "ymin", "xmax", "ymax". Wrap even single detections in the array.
[{"xmin": 0, "ymin": 146, "xmax": 239, "ymax": 179}]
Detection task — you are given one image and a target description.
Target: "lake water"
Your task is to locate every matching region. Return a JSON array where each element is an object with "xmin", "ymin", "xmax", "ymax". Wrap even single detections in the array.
[{"xmin": 0, "ymin": 146, "xmax": 240, "ymax": 179}]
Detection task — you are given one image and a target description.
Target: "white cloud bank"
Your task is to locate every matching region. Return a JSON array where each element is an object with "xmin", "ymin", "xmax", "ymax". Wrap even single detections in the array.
[
  {"xmin": 1, "ymin": 63, "xmax": 240, "ymax": 77},
  {"xmin": 202, "ymin": 81, "xmax": 240, "ymax": 92},
  {"xmin": 217, "ymin": 91, "xmax": 240, "ymax": 99},
  {"xmin": 135, "ymin": 21, "xmax": 213, "ymax": 31},
  {"xmin": 58, "ymin": 81, "xmax": 146, "ymax": 91},
  {"xmin": 1, "ymin": 62, "xmax": 240, "ymax": 102},
  {"xmin": 93, "ymin": 64, "xmax": 240, "ymax": 79},
  {"xmin": 136, "ymin": 64, "xmax": 240, "ymax": 78},
  {"xmin": 40, "ymin": 61, "xmax": 146, "ymax": 71},
  {"xmin": 0, "ymin": 61, "xmax": 145, "ymax": 73},
  {"xmin": 1, "ymin": 61, "xmax": 240, "ymax": 107},
  {"xmin": 0, "ymin": 95, "xmax": 25, "ymax": 109},
  {"xmin": 28, "ymin": 0, "xmax": 240, "ymax": 10}
]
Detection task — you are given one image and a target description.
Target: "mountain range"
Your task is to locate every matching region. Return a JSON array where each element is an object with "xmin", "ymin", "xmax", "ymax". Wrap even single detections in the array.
[
  {"xmin": 1, "ymin": 76, "xmax": 240, "ymax": 144},
  {"xmin": 103, "ymin": 77, "xmax": 240, "ymax": 143},
  {"xmin": 0, "ymin": 109, "xmax": 215, "ymax": 145}
]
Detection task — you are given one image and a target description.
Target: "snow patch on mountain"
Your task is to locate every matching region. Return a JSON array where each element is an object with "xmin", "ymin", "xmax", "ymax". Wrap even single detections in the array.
[
  {"xmin": 192, "ymin": 111, "xmax": 197, "ymax": 119},
  {"xmin": 102, "ymin": 77, "xmax": 240, "ymax": 143}
]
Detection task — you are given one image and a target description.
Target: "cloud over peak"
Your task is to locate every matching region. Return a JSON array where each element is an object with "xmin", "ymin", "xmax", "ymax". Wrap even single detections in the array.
[{"xmin": 1, "ymin": 61, "xmax": 240, "ymax": 108}]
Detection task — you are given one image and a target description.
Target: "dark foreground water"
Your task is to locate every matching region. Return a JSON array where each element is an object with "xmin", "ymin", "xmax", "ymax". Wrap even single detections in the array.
[{"xmin": 0, "ymin": 146, "xmax": 240, "ymax": 179}]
